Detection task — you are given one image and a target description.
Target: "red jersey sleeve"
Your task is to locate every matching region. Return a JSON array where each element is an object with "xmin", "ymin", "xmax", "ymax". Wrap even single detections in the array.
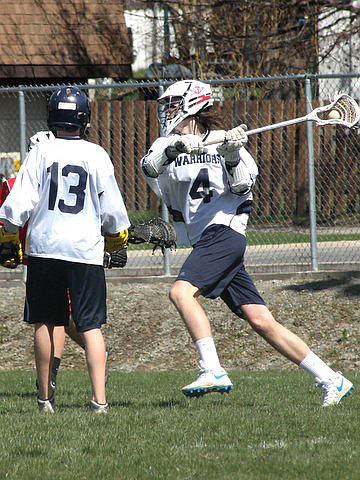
[{"xmin": 0, "ymin": 177, "xmax": 28, "ymax": 261}]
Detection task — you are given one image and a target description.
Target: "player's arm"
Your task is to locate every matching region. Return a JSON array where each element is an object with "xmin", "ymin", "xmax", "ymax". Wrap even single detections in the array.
[
  {"xmin": 141, "ymin": 135, "xmax": 207, "ymax": 178},
  {"xmin": 141, "ymin": 136, "xmax": 180, "ymax": 178},
  {"xmin": 223, "ymin": 152, "xmax": 256, "ymax": 195},
  {"xmin": 216, "ymin": 125, "xmax": 254, "ymax": 195},
  {"xmin": 98, "ymin": 154, "xmax": 131, "ymax": 267}
]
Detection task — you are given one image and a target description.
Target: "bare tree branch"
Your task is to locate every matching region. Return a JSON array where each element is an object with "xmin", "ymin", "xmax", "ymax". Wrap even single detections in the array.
[{"xmin": 148, "ymin": 0, "xmax": 359, "ymax": 77}]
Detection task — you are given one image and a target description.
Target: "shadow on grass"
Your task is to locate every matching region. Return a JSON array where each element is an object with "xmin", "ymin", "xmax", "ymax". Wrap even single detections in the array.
[
  {"xmin": 54, "ymin": 399, "xmax": 188, "ymax": 411},
  {"xmin": 156, "ymin": 399, "xmax": 186, "ymax": 408},
  {"xmin": 284, "ymin": 272, "xmax": 360, "ymax": 297},
  {"xmin": 0, "ymin": 390, "xmax": 34, "ymax": 398}
]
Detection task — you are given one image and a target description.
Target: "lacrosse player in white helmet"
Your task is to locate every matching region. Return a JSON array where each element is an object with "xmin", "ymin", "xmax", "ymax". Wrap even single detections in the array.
[{"xmin": 141, "ymin": 79, "xmax": 353, "ymax": 405}]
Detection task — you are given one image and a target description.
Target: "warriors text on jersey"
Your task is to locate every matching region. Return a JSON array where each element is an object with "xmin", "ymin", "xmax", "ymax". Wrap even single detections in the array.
[
  {"xmin": 0, "ymin": 137, "xmax": 130, "ymax": 265},
  {"xmin": 141, "ymin": 130, "xmax": 258, "ymax": 245}
]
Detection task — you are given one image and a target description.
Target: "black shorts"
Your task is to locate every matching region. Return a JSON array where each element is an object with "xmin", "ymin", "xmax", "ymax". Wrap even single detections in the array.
[
  {"xmin": 177, "ymin": 224, "xmax": 265, "ymax": 317},
  {"xmin": 24, "ymin": 256, "xmax": 106, "ymax": 332}
]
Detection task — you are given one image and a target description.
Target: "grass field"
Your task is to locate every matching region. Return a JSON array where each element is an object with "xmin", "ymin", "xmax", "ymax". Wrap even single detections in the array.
[
  {"xmin": 0, "ymin": 370, "xmax": 358, "ymax": 480},
  {"xmin": 246, "ymin": 231, "xmax": 360, "ymax": 245}
]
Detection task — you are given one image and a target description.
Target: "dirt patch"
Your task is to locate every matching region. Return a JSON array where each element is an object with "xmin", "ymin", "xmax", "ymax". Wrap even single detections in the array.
[{"xmin": 0, "ymin": 272, "xmax": 359, "ymax": 372}]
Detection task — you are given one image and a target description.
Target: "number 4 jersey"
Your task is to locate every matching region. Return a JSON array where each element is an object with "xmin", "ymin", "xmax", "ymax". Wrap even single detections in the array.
[
  {"xmin": 0, "ymin": 138, "xmax": 130, "ymax": 265},
  {"xmin": 141, "ymin": 132, "xmax": 258, "ymax": 246}
]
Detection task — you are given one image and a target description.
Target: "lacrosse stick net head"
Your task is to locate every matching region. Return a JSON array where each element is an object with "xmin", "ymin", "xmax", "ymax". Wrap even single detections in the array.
[
  {"xmin": 311, "ymin": 93, "xmax": 360, "ymax": 128},
  {"xmin": 157, "ymin": 80, "xmax": 214, "ymax": 136}
]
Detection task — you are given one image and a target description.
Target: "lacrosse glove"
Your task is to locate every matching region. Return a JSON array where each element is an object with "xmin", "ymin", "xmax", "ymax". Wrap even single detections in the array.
[
  {"xmin": 217, "ymin": 124, "xmax": 248, "ymax": 165},
  {"xmin": 107, "ymin": 247, "xmax": 128, "ymax": 269},
  {"xmin": 0, "ymin": 227, "xmax": 23, "ymax": 268},
  {"xmin": 174, "ymin": 134, "xmax": 208, "ymax": 155},
  {"xmin": 165, "ymin": 134, "xmax": 208, "ymax": 160},
  {"xmin": 104, "ymin": 229, "xmax": 129, "ymax": 252}
]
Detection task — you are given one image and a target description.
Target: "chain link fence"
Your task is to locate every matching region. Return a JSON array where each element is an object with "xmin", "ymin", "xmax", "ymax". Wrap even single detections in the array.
[{"xmin": 0, "ymin": 74, "xmax": 359, "ymax": 277}]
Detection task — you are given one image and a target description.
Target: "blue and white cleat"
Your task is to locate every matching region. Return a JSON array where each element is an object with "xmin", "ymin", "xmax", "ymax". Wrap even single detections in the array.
[
  {"xmin": 318, "ymin": 371, "xmax": 354, "ymax": 407},
  {"xmin": 181, "ymin": 365, "xmax": 233, "ymax": 398}
]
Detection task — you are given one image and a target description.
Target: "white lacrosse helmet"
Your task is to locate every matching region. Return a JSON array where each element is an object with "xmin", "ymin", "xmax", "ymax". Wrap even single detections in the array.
[
  {"xmin": 158, "ymin": 80, "xmax": 214, "ymax": 135},
  {"xmin": 28, "ymin": 130, "xmax": 55, "ymax": 151}
]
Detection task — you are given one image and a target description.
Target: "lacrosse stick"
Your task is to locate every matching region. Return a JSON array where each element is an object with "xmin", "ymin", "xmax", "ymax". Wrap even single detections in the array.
[{"xmin": 202, "ymin": 93, "xmax": 360, "ymax": 147}]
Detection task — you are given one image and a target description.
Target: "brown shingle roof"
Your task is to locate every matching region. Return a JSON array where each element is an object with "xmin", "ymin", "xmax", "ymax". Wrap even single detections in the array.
[{"xmin": 0, "ymin": 0, "xmax": 132, "ymax": 80}]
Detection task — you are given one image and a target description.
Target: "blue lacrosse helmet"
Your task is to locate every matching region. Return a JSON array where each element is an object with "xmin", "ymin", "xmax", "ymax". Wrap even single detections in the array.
[{"xmin": 47, "ymin": 86, "xmax": 90, "ymax": 137}]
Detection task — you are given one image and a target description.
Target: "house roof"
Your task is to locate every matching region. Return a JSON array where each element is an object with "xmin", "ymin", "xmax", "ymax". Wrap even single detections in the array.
[{"xmin": 0, "ymin": 0, "xmax": 133, "ymax": 80}]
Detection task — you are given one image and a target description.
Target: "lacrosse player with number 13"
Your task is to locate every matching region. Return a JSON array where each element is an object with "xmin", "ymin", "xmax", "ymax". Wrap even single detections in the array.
[{"xmin": 0, "ymin": 86, "xmax": 130, "ymax": 413}]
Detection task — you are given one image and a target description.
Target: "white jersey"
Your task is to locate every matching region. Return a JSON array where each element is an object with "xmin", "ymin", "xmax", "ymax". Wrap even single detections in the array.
[
  {"xmin": 141, "ymin": 131, "xmax": 258, "ymax": 245},
  {"xmin": 0, "ymin": 137, "xmax": 130, "ymax": 265}
]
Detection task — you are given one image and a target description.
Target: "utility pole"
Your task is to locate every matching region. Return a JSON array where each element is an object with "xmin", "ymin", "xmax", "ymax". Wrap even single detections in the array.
[{"xmin": 163, "ymin": 3, "xmax": 170, "ymax": 61}]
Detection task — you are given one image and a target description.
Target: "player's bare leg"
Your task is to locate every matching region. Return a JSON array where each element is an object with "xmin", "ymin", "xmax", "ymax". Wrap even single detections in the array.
[
  {"xmin": 34, "ymin": 323, "xmax": 55, "ymax": 411},
  {"xmin": 169, "ymin": 280, "xmax": 212, "ymax": 341},
  {"xmin": 242, "ymin": 303, "xmax": 353, "ymax": 405},
  {"xmin": 53, "ymin": 326, "xmax": 66, "ymax": 359},
  {"xmin": 82, "ymin": 328, "xmax": 107, "ymax": 406},
  {"xmin": 169, "ymin": 280, "xmax": 233, "ymax": 396},
  {"xmin": 67, "ymin": 315, "xmax": 112, "ymax": 386},
  {"xmin": 241, "ymin": 304, "xmax": 310, "ymax": 364},
  {"xmin": 65, "ymin": 314, "xmax": 85, "ymax": 349}
]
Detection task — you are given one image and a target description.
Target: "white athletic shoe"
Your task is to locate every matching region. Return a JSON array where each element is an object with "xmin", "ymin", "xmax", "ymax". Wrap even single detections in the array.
[
  {"xmin": 181, "ymin": 363, "xmax": 233, "ymax": 397},
  {"xmin": 37, "ymin": 397, "xmax": 55, "ymax": 414},
  {"xmin": 317, "ymin": 371, "xmax": 354, "ymax": 407},
  {"xmin": 89, "ymin": 400, "xmax": 109, "ymax": 414}
]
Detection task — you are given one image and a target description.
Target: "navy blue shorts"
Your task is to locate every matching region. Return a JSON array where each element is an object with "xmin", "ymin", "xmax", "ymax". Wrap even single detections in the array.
[
  {"xmin": 177, "ymin": 224, "xmax": 265, "ymax": 317},
  {"xmin": 24, "ymin": 256, "xmax": 107, "ymax": 332}
]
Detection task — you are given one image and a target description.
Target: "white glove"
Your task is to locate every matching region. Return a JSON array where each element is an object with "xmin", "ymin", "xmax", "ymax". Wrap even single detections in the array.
[
  {"xmin": 225, "ymin": 124, "xmax": 248, "ymax": 146},
  {"xmin": 217, "ymin": 124, "xmax": 248, "ymax": 158},
  {"xmin": 217, "ymin": 125, "xmax": 248, "ymax": 166},
  {"xmin": 174, "ymin": 134, "xmax": 208, "ymax": 155}
]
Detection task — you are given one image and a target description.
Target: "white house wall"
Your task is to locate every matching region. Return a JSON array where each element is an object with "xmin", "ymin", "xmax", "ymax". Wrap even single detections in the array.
[
  {"xmin": 124, "ymin": 7, "xmax": 179, "ymax": 74},
  {"xmin": 318, "ymin": 7, "xmax": 360, "ymax": 101}
]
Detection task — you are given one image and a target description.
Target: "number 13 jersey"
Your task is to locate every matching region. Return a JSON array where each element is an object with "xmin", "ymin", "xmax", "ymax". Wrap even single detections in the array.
[{"xmin": 0, "ymin": 138, "xmax": 130, "ymax": 265}]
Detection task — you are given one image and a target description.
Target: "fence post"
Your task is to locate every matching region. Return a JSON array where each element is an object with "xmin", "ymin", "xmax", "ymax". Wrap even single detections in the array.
[
  {"xmin": 305, "ymin": 78, "xmax": 318, "ymax": 271},
  {"xmin": 18, "ymin": 86, "xmax": 27, "ymax": 164},
  {"xmin": 158, "ymin": 85, "xmax": 171, "ymax": 276}
]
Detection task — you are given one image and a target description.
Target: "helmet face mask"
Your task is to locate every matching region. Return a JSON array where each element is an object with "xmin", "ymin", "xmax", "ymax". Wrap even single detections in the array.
[
  {"xmin": 158, "ymin": 80, "xmax": 214, "ymax": 135},
  {"xmin": 161, "ymin": 96, "xmax": 183, "ymax": 121},
  {"xmin": 47, "ymin": 86, "xmax": 90, "ymax": 138}
]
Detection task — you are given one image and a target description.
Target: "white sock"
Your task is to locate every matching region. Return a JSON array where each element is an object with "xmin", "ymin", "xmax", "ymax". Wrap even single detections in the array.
[
  {"xmin": 195, "ymin": 337, "xmax": 222, "ymax": 371},
  {"xmin": 299, "ymin": 351, "xmax": 336, "ymax": 383}
]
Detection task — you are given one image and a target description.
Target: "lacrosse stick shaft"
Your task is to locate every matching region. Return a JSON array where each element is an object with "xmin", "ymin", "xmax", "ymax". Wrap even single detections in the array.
[
  {"xmin": 202, "ymin": 115, "xmax": 309, "ymax": 146},
  {"xmin": 246, "ymin": 115, "xmax": 308, "ymax": 135}
]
